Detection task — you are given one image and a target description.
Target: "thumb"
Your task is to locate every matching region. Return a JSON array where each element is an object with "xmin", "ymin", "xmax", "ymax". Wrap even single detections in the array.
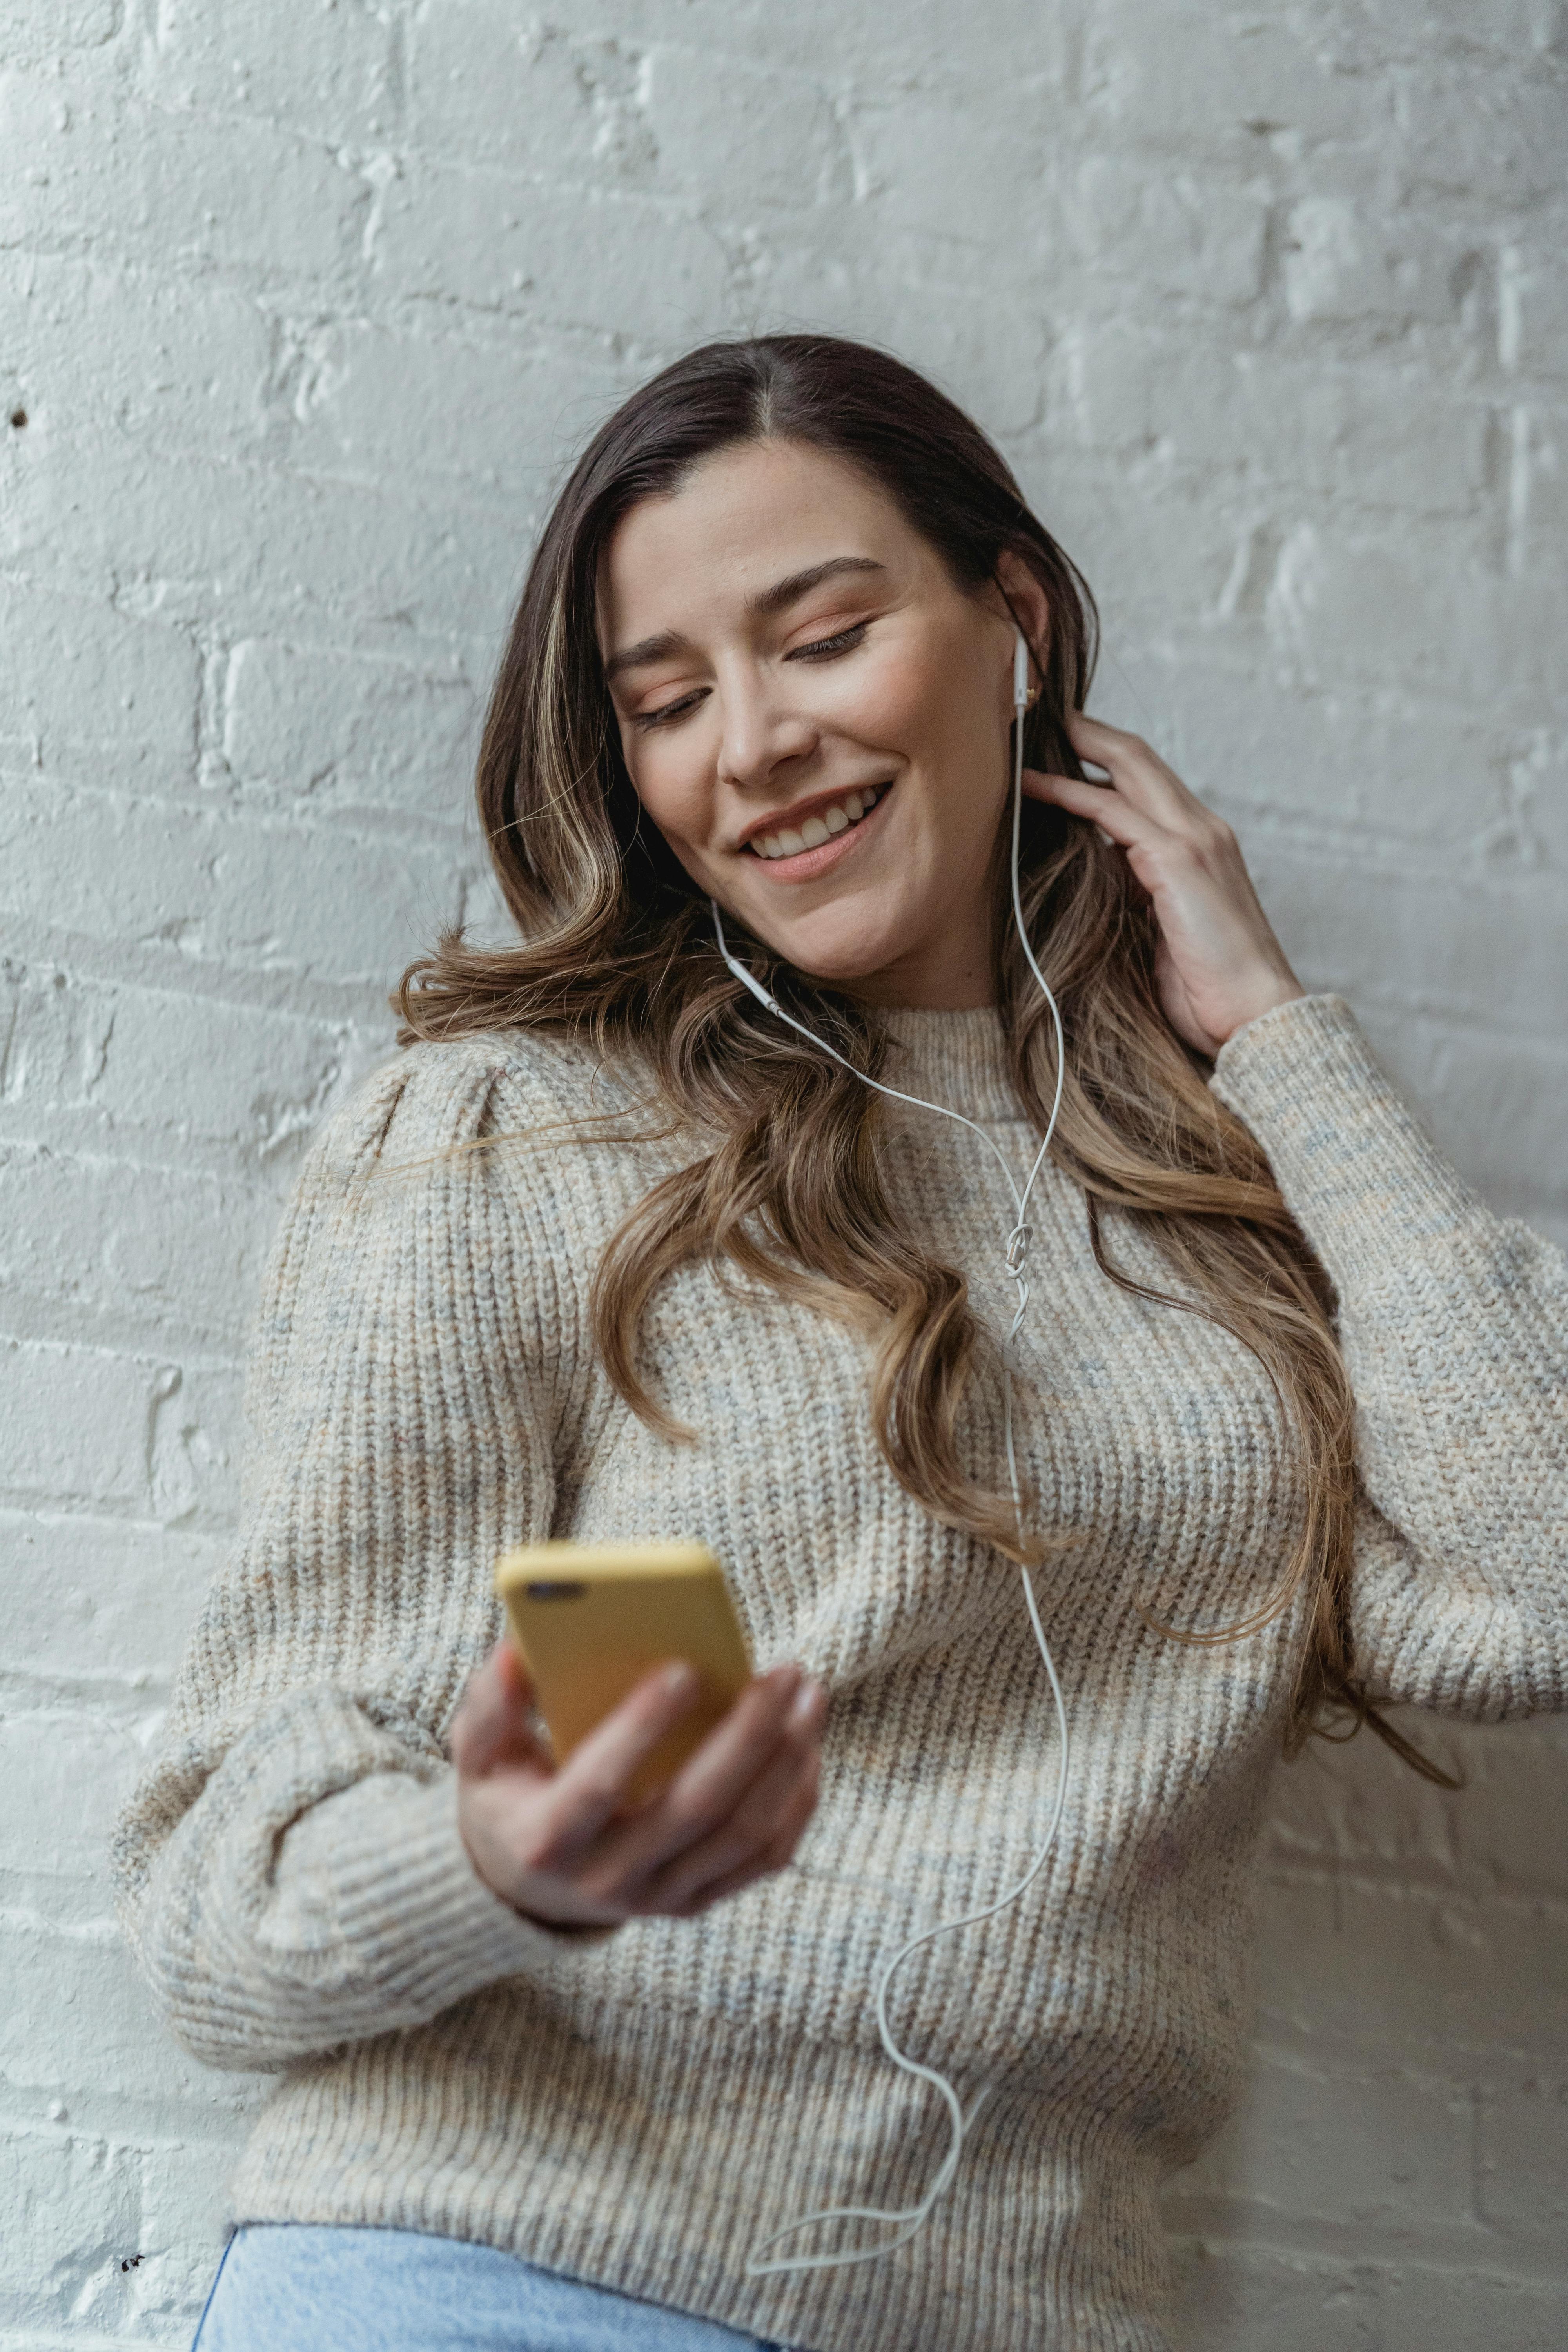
[{"xmin": 452, "ymin": 1639, "xmax": 552, "ymax": 1778}]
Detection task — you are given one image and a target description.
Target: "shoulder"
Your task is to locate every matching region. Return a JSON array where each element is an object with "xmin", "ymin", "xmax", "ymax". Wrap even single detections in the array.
[
  {"xmin": 302, "ymin": 1026, "xmax": 658, "ymax": 1189},
  {"xmin": 259, "ymin": 1028, "xmax": 653, "ymax": 1339}
]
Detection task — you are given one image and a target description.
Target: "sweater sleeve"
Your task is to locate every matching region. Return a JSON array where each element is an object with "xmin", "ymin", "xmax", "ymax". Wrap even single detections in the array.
[
  {"xmin": 111, "ymin": 1043, "xmax": 603, "ymax": 2071},
  {"xmin": 1211, "ymin": 995, "xmax": 1568, "ymax": 1723}
]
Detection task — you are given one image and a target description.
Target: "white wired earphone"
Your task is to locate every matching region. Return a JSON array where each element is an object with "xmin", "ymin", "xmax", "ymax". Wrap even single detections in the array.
[{"xmin": 710, "ymin": 630, "xmax": 1074, "ymax": 2276}]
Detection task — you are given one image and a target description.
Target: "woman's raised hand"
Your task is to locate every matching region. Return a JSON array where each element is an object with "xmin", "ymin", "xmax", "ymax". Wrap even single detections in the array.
[
  {"xmin": 452, "ymin": 1640, "xmax": 826, "ymax": 1929},
  {"xmin": 1024, "ymin": 715, "xmax": 1305, "ymax": 1058}
]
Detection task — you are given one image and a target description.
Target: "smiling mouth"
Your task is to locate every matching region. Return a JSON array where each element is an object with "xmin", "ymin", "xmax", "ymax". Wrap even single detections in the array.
[{"xmin": 745, "ymin": 782, "xmax": 891, "ymax": 863}]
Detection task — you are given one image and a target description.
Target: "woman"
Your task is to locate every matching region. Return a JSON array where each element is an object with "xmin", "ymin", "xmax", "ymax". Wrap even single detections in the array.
[{"xmin": 115, "ymin": 335, "xmax": 1566, "ymax": 2352}]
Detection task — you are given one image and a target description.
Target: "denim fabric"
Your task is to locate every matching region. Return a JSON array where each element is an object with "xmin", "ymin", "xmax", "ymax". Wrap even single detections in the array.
[{"xmin": 192, "ymin": 2224, "xmax": 782, "ymax": 2351}]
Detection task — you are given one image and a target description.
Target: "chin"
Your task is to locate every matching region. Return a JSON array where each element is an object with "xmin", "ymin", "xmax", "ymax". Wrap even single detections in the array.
[
  {"xmin": 785, "ymin": 957, "xmax": 913, "ymax": 1003},
  {"xmin": 756, "ymin": 916, "xmax": 906, "ymax": 991}
]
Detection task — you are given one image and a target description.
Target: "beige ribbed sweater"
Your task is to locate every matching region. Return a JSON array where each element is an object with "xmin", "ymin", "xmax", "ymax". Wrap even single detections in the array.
[{"xmin": 113, "ymin": 995, "xmax": 1567, "ymax": 2352}]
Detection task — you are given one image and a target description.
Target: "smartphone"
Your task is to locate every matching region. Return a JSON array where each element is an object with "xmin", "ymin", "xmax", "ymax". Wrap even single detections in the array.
[{"xmin": 493, "ymin": 1539, "xmax": 754, "ymax": 1804}]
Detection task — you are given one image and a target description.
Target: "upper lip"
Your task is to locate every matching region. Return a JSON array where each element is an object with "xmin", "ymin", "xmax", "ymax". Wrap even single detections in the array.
[{"xmin": 734, "ymin": 779, "xmax": 892, "ymax": 851}]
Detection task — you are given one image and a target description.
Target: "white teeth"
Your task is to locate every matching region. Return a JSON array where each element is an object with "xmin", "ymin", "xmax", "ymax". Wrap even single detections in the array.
[{"xmin": 751, "ymin": 785, "xmax": 887, "ymax": 858}]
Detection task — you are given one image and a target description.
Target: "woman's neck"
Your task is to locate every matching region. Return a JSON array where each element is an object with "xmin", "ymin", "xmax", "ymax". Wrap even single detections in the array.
[{"xmin": 837, "ymin": 929, "xmax": 997, "ymax": 1012}]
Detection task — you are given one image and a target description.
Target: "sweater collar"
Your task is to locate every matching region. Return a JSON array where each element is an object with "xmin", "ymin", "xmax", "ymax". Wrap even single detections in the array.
[{"xmin": 875, "ymin": 1004, "xmax": 1022, "ymax": 1123}]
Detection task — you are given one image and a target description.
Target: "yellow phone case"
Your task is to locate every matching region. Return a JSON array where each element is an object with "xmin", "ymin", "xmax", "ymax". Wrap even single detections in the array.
[{"xmin": 493, "ymin": 1539, "xmax": 754, "ymax": 1804}]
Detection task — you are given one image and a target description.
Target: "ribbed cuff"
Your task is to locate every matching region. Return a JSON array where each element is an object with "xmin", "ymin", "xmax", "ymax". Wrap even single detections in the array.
[
  {"xmin": 283, "ymin": 1767, "xmax": 614, "ymax": 2020},
  {"xmin": 1211, "ymin": 993, "xmax": 1479, "ymax": 1288}
]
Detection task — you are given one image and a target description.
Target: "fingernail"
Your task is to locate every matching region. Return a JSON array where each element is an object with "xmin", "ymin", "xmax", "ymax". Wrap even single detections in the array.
[
  {"xmin": 787, "ymin": 1679, "xmax": 824, "ymax": 1732},
  {"xmin": 662, "ymin": 1661, "xmax": 696, "ymax": 1696}
]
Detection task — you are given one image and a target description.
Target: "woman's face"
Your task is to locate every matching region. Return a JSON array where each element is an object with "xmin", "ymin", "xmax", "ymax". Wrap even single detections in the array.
[{"xmin": 598, "ymin": 438, "xmax": 1044, "ymax": 1008}]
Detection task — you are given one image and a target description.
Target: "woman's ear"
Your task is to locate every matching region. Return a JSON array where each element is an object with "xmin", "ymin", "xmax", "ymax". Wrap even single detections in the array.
[{"xmin": 992, "ymin": 550, "xmax": 1051, "ymax": 687}]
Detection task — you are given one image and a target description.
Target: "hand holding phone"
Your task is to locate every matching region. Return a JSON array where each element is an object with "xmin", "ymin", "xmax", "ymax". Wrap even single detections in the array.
[
  {"xmin": 452, "ymin": 1544, "xmax": 826, "ymax": 1929},
  {"xmin": 495, "ymin": 1541, "xmax": 757, "ymax": 1805}
]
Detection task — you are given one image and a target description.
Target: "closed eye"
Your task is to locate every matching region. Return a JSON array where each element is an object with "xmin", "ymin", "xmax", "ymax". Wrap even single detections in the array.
[
  {"xmin": 630, "ymin": 621, "xmax": 872, "ymax": 730},
  {"xmin": 788, "ymin": 621, "xmax": 871, "ymax": 662},
  {"xmin": 633, "ymin": 688, "xmax": 708, "ymax": 731}
]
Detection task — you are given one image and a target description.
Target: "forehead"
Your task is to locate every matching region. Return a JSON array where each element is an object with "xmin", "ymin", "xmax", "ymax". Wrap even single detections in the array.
[{"xmin": 598, "ymin": 439, "xmax": 938, "ymax": 631}]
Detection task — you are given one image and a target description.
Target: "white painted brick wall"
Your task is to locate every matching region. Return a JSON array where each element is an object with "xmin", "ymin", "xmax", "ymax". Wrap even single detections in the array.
[{"xmin": 2, "ymin": 2, "xmax": 1564, "ymax": 2343}]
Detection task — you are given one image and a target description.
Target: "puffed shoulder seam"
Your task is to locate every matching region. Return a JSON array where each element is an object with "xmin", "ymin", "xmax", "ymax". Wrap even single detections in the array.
[
  {"xmin": 303, "ymin": 1027, "xmax": 636, "ymax": 1185},
  {"xmin": 330, "ymin": 1033, "xmax": 552, "ymax": 1142}
]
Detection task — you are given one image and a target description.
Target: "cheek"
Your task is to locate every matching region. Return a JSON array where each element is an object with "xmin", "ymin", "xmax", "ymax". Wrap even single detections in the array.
[
  {"xmin": 866, "ymin": 638, "xmax": 1005, "ymax": 830},
  {"xmin": 841, "ymin": 628, "xmax": 991, "ymax": 784},
  {"xmin": 830, "ymin": 640, "xmax": 935, "ymax": 745},
  {"xmin": 624, "ymin": 734, "xmax": 718, "ymax": 858}
]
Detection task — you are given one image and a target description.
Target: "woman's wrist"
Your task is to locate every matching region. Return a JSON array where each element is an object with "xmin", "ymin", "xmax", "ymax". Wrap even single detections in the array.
[{"xmin": 1215, "ymin": 969, "xmax": 1306, "ymax": 1050}]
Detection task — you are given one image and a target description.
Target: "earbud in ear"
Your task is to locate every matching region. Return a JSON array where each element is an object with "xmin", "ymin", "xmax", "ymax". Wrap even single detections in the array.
[{"xmin": 1013, "ymin": 630, "xmax": 1031, "ymax": 712}]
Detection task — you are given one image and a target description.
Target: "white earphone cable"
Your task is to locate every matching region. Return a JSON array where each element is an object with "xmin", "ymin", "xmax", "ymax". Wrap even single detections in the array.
[{"xmin": 710, "ymin": 633, "xmax": 1072, "ymax": 2276}]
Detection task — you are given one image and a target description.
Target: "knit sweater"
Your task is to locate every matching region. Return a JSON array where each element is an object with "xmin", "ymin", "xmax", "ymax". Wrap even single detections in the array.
[{"xmin": 113, "ymin": 995, "xmax": 1568, "ymax": 2352}]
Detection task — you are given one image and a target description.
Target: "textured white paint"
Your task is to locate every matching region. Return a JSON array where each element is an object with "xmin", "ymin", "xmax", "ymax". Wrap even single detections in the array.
[{"xmin": 2, "ymin": 1, "xmax": 1565, "ymax": 2343}]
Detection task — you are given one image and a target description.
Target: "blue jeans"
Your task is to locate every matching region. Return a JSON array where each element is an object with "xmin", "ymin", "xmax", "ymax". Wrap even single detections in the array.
[{"xmin": 192, "ymin": 2225, "xmax": 782, "ymax": 2350}]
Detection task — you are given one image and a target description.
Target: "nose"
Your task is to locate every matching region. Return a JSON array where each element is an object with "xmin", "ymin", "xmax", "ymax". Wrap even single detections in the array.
[{"xmin": 714, "ymin": 661, "xmax": 817, "ymax": 794}]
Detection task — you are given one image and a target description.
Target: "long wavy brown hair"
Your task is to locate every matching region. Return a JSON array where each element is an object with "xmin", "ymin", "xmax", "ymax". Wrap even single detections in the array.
[{"xmin": 399, "ymin": 332, "xmax": 1446, "ymax": 1779}]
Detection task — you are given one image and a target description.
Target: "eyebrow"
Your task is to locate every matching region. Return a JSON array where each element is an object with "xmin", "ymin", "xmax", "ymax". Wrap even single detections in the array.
[{"xmin": 602, "ymin": 555, "xmax": 888, "ymax": 684}]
